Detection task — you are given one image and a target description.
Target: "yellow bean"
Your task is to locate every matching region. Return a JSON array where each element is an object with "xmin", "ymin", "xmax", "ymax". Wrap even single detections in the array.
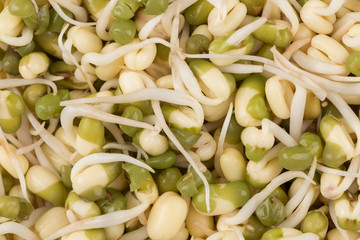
[{"xmin": 147, "ymin": 192, "xmax": 188, "ymax": 240}]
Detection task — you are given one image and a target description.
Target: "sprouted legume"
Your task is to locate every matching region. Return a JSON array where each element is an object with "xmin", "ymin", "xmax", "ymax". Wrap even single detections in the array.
[{"xmin": 1, "ymin": 0, "xmax": 360, "ymax": 239}]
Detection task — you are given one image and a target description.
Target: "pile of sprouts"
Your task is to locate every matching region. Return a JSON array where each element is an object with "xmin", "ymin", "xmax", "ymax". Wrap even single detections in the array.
[{"xmin": 0, "ymin": 0, "xmax": 360, "ymax": 239}]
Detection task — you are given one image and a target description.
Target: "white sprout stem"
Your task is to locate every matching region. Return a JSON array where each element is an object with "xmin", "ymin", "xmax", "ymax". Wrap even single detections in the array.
[
  {"xmin": 34, "ymin": 146, "xmax": 61, "ymax": 179},
  {"xmin": 288, "ymin": 0, "xmax": 302, "ymax": 12},
  {"xmin": 99, "ymin": 79, "xmax": 118, "ymax": 91},
  {"xmin": 0, "ymin": 127, "xmax": 30, "ymax": 203},
  {"xmin": 185, "ymin": 53, "xmax": 276, "ymax": 65},
  {"xmin": 139, "ymin": 14, "xmax": 164, "ymax": 41},
  {"xmin": 44, "ymin": 72, "xmax": 64, "ymax": 81},
  {"xmin": 327, "ymin": 92, "xmax": 360, "ymax": 156},
  {"xmin": 222, "ymin": 171, "xmax": 314, "ymax": 225},
  {"xmin": 282, "ymin": 37, "xmax": 311, "ymax": 60},
  {"xmin": 0, "ymin": 26, "xmax": 33, "ymax": 46},
  {"xmin": 263, "ymin": 64, "xmax": 327, "ymax": 101},
  {"xmin": 218, "ymin": 64, "xmax": 264, "ymax": 74},
  {"xmin": 96, "ymin": 0, "xmax": 117, "ymax": 40},
  {"xmin": 226, "ymin": 17, "xmax": 267, "ymax": 46},
  {"xmin": 0, "ymin": 222, "xmax": 40, "ymax": 240},
  {"xmin": 214, "ymin": 103, "xmax": 234, "ymax": 174},
  {"xmin": 162, "ymin": 0, "xmax": 196, "ymax": 36},
  {"xmin": 60, "ymin": 88, "xmax": 204, "ymax": 127},
  {"xmin": 313, "ymin": 0, "xmax": 345, "ymax": 16},
  {"xmin": 17, "ymin": 113, "xmax": 34, "ymax": 146},
  {"xmin": 329, "ymin": 201, "xmax": 350, "ymax": 240},
  {"xmin": 21, "ymin": 206, "xmax": 52, "ymax": 228},
  {"xmin": 60, "ymin": 104, "xmax": 157, "ymax": 146},
  {"xmin": 58, "ymin": 24, "xmax": 96, "ymax": 94},
  {"xmin": 48, "ymin": 0, "xmax": 95, "ymax": 26},
  {"xmin": 52, "ymin": 0, "xmax": 88, "ymax": 22},
  {"xmin": 278, "ymin": 187, "xmax": 316, "ymax": 228},
  {"xmin": 289, "ymin": 85, "xmax": 306, "ymax": 141},
  {"xmin": 179, "ymin": 22, "xmax": 190, "ymax": 51},
  {"xmin": 280, "ymin": 233, "xmax": 320, "ymax": 240},
  {"xmin": 271, "ymin": 0, "xmax": 299, "ymax": 36},
  {"xmin": 262, "ymin": 119, "xmax": 298, "ymax": 147},
  {"xmin": 316, "ymin": 163, "xmax": 360, "ymax": 178},
  {"xmin": 169, "ymin": 1, "xmax": 181, "ymax": 47},
  {"xmin": 0, "ymin": 78, "xmax": 57, "ymax": 94},
  {"xmin": 44, "ymin": 202, "xmax": 150, "ymax": 240},
  {"xmin": 70, "ymin": 153, "xmax": 155, "ymax": 183},
  {"xmin": 26, "ymin": 110, "xmax": 73, "ymax": 160},
  {"xmin": 261, "ymin": 0, "xmax": 272, "ymax": 18},
  {"xmin": 171, "ymin": 55, "xmax": 225, "ymax": 106},
  {"xmin": 103, "ymin": 122, "xmax": 128, "ymax": 154},
  {"xmin": 15, "ymin": 118, "xmax": 58, "ymax": 156},
  {"xmin": 132, "ymin": 143, "xmax": 149, "ymax": 160},
  {"xmin": 81, "ymin": 37, "xmax": 178, "ymax": 66},
  {"xmin": 292, "ymin": 50, "xmax": 348, "ymax": 75},
  {"xmin": 119, "ymin": 225, "xmax": 148, "ymax": 240},
  {"xmin": 326, "ymin": 155, "xmax": 360, "ymax": 199},
  {"xmin": 285, "ymin": 158, "xmax": 317, "ymax": 217},
  {"xmin": 103, "ymin": 143, "xmax": 138, "ymax": 153},
  {"xmin": 342, "ymin": 34, "xmax": 360, "ymax": 48},
  {"xmin": 325, "ymin": 75, "xmax": 360, "ymax": 83},
  {"xmin": 272, "ymin": 47, "xmax": 360, "ymax": 96},
  {"xmin": 5, "ymin": 133, "xmax": 39, "ymax": 165}
]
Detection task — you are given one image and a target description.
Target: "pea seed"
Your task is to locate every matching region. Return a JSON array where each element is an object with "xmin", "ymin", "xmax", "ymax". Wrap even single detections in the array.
[
  {"xmin": 185, "ymin": 34, "xmax": 211, "ymax": 54},
  {"xmin": 278, "ymin": 146, "xmax": 313, "ymax": 171},
  {"xmin": 147, "ymin": 151, "xmax": 177, "ymax": 169},
  {"xmin": 23, "ymin": 84, "xmax": 48, "ymax": 111},
  {"xmin": 156, "ymin": 167, "xmax": 182, "ymax": 194},
  {"xmin": 143, "ymin": 0, "xmax": 169, "ymax": 15},
  {"xmin": 8, "ymin": 0, "xmax": 36, "ymax": 18},
  {"xmin": 184, "ymin": 0, "xmax": 214, "ymax": 26},
  {"xmin": 110, "ymin": 19, "xmax": 136, "ymax": 45},
  {"xmin": 120, "ymin": 106, "xmax": 143, "ymax": 137},
  {"xmin": 2, "ymin": 48, "xmax": 21, "ymax": 76}
]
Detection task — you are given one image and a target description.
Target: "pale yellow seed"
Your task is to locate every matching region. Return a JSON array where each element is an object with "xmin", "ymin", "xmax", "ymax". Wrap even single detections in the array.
[
  {"xmin": 105, "ymin": 224, "xmax": 125, "ymax": 240},
  {"xmin": 26, "ymin": 166, "xmax": 59, "ymax": 193},
  {"xmin": 35, "ymin": 207, "xmax": 70, "ymax": 239},
  {"xmin": 138, "ymin": 129, "xmax": 169, "ymax": 156},
  {"xmin": 124, "ymin": 39, "xmax": 157, "ymax": 71},
  {"xmin": 185, "ymin": 202, "xmax": 214, "ymax": 238},
  {"xmin": 208, "ymin": 0, "xmax": 247, "ymax": 37},
  {"xmin": 220, "ymin": 147, "xmax": 247, "ymax": 182},
  {"xmin": 95, "ymin": 42, "xmax": 124, "ymax": 81},
  {"xmin": 147, "ymin": 192, "xmax": 188, "ymax": 240}
]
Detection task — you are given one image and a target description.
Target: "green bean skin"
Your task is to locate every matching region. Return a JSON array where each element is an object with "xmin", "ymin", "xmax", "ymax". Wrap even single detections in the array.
[
  {"xmin": 8, "ymin": 0, "xmax": 36, "ymax": 18},
  {"xmin": 177, "ymin": 167, "xmax": 214, "ymax": 197},
  {"xmin": 169, "ymin": 128, "xmax": 202, "ymax": 151},
  {"xmin": 147, "ymin": 151, "xmax": 177, "ymax": 169},
  {"xmin": 299, "ymin": 132, "xmax": 323, "ymax": 159},
  {"xmin": 156, "ymin": 44, "xmax": 170, "ymax": 61},
  {"xmin": 192, "ymin": 180, "xmax": 251, "ymax": 215},
  {"xmin": 255, "ymin": 188, "xmax": 287, "ymax": 226},
  {"xmin": 0, "ymin": 195, "xmax": 21, "ymax": 219},
  {"xmin": 110, "ymin": 19, "xmax": 137, "ymax": 45},
  {"xmin": 35, "ymin": 90, "xmax": 70, "ymax": 120},
  {"xmin": 60, "ymin": 165, "xmax": 72, "ymax": 189},
  {"xmin": 112, "ymin": 0, "xmax": 142, "ymax": 20},
  {"xmin": 156, "ymin": 167, "xmax": 182, "ymax": 194},
  {"xmin": 301, "ymin": 210, "xmax": 328, "ymax": 239},
  {"xmin": 185, "ymin": 34, "xmax": 211, "ymax": 54},
  {"xmin": 225, "ymin": 115, "xmax": 244, "ymax": 144},
  {"xmin": 143, "ymin": 0, "xmax": 169, "ymax": 15},
  {"xmin": 16, "ymin": 41, "xmax": 36, "ymax": 57},
  {"xmin": 97, "ymin": 188, "xmax": 127, "ymax": 214},
  {"xmin": 184, "ymin": 0, "xmax": 214, "ymax": 26},
  {"xmin": 240, "ymin": 0, "xmax": 266, "ymax": 16},
  {"xmin": 322, "ymin": 142, "xmax": 347, "ymax": 168},
  {"xmin": 119, "ymin": 106, "xmax": 143, "ymax": 137},
  {"xmin": 23, "ymin": 84, "xmax": 48, "ymax": 111},
  {"xmin": 83, "ymin": 0, "xmax": 107, "ymax": 16},
  {"xmin": 35, "ymin": 31, "xmax": 62, "ymax": 58},
  {"xmin": 242, "ymin": 216, "xmax": 267, "ymax": 240},
  {"xmin": 252, "ymin": 22, "xmax": 293, "ymax": 48},
  {"xmin": 278, "ymin": 146, "xmax": 313, "ymax": 171},
  {"xmin": 48, "ymin": 7, "xmax": 73, "ymax": 33},
  {"xmin": 333, "ymin": 192, "xmax": 360, "ymax": 231},
  {"xmin": 346, "ymin": 51, "xmax": 360, "ymax": 76},
  {"xmin": 123, "ymin": 163, "xmax": 149, "ymax": 191},
  {"xmin": 2, "ymin": 48, "xmax": 21, "ymax": 76}
]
